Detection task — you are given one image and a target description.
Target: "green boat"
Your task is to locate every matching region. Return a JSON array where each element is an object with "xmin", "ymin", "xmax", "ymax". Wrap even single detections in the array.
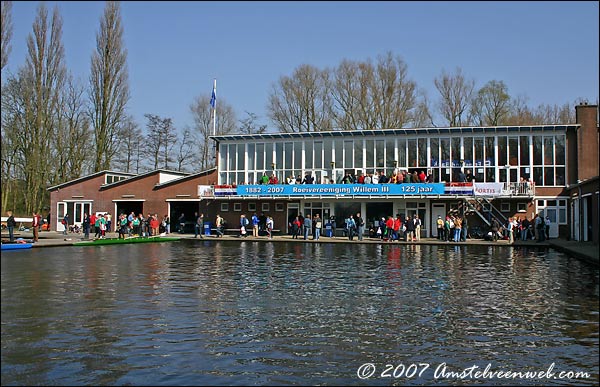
[{"xmin": 73, "ymin": 236, "xmax": 180, "ymax": 246}]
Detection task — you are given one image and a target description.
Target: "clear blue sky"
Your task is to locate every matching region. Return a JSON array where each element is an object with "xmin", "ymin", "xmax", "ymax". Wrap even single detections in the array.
[{"xmin": 5, "ymin": 1, "xmax": 599, "ymax": 132}]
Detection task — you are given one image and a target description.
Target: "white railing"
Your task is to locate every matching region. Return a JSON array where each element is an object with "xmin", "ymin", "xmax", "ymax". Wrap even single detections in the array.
[{"xmin": 503, "ymin": 182, "xmax": 535, "ymax": 196}]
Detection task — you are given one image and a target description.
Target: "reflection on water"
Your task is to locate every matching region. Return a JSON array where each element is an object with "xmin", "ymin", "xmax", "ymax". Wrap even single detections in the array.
[{"xmin": 1, "ymin": 242, "xmax": 598, "ymax": 385}]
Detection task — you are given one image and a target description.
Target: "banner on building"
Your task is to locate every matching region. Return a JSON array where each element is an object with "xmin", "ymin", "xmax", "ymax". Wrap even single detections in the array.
[
  {"xmin": 473, "ymin": 183, "xmax": 503, "ymax": 196},
  {"xmin": 198, "ymin": 185, "xmax": 214, "ymax": 197},
  {"xmin": 444, "ymin": 182, "xmax": 474, "ymax": 195},
  {"xmin": 237, "ymin": 183, "xmax": 446, "ymax": 197}
]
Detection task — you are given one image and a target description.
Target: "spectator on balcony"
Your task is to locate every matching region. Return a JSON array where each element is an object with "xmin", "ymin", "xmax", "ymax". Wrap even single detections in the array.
[
  {"xmin": 302, "ymin": 172, "xmax": 314, "ymax": 184},
  {"xmin": 364, "ymin": 174, "xmax": 372, "ymax": 184},
  {"xmin": 427, "ymin": 170, "xmax": 435, "ymax": 183},
  {"xmin": 260, "ymin": 173, "xmax": 269, "ymax": 185},
  {"xmin": 418, "ymin": 170, "xmax": 426, "ymax": 183},
  {"xmin": 287, "ymin": 174, "xmax": 296, "ymax": 184},
  {"xmin": 466, "ymin": 169, "xmax": 474, "ymax": 183},
  {"xmin": 372, "ymin": 172, "xmax": 379, "ymax": 184},
  {"xmin": 356, "ymin": 173, "xmax": 365, "ymax": 184},
  {"xmin": 378, "ymin": 171, "xmax": 388, "ymax": 184},
  {"xmin": 457, "ymin": 170, "xmax": 467, "ymax": 183},
  {"xmin": 269, "ymin": 173, "xmax": 279, "ymax": 184},
  {"xmin": 295, "ymin": 174, "xmax": 302, "ymax": 184}
]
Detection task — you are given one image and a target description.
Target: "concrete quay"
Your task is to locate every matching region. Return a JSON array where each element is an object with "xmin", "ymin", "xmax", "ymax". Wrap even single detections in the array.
[{"xmin": 2, "ymin": 230, "xmax": 598, "ymax": 266}]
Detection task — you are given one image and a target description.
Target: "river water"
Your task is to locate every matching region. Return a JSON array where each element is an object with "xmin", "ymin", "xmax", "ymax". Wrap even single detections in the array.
[{"xmin": 1, "ymin": 241, "xmax": 598, "ymax": 385}]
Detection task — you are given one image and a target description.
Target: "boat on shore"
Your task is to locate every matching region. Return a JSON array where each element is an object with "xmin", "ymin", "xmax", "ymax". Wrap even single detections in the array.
[
  {"xmin": 73, "ymin": 236, "xmax": 180, "ymax": 246},
  {"xmin": 1, "ymin": 242, "xmax": 33, "ymax": 250}
]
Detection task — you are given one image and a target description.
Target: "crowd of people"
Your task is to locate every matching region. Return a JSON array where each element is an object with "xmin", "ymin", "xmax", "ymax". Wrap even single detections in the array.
[
  {"xmin": 235, "ymin": 168, "xmax": 481, "ymax": 186},
  {"xmin": 75, "ymin": 212, "xmax": 170, "ymax": 240},
  {"xmin": 492, "ymin": 212, "xmax": 551, "ymax": 243}
]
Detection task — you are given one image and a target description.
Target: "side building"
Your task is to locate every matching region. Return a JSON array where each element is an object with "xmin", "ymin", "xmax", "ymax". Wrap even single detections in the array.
[{"xmin": 48, "ymin": 104, "xmax": 598, "ymax": 243}]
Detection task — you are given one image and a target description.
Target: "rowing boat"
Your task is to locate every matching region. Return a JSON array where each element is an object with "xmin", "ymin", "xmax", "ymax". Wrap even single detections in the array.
[
  {"xmin": 73, "ymin": 236, "xmax": 180, "ymax": 246},
  {"xmin": 1, "ymin": 243, "xmax": 33, "ymax": 250}
]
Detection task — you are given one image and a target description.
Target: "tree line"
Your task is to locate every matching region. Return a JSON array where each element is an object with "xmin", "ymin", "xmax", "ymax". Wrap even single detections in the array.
[
  {"xmin": 1, "ymin": 1, "xmax": 585, "ymax": 216},
  {"xmin": 0, "ymin": 1, "xmax": 245, "ymax": 215},
  {"xmin": 266, "ymin": 53, "xmax": 579, "ymax": 132}
]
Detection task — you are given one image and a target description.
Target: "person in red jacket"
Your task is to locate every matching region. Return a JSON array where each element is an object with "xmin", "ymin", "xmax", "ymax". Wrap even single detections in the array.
[
  {"xmin": 385, "ymin": 216, "xmax": 394, "ymax": 242},
  {"xmin": 393, "ymin": 215, "xmax": 402, "ymax": 241}
]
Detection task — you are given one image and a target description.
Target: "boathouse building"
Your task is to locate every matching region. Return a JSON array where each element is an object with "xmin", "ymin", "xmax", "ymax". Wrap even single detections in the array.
[{"xmin": 48, "ymin": 103, "xmax": 598, "ymax": 243}]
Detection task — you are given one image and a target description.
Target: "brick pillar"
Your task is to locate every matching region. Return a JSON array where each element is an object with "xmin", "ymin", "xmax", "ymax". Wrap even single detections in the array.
[{"xmin": 575, "ymin": 103, "xmax": 599, "ymax": 181}]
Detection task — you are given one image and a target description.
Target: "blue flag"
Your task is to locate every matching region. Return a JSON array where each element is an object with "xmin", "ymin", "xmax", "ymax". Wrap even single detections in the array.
[{"xmin": 210, "ymin": 86, "xmax": 216, "ymax": 108}]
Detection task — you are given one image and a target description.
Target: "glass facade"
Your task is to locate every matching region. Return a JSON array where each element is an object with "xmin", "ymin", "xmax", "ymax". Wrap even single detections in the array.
[{"xmin": 218, "ymin": 131, "xmax": 567, "ymax": 187}]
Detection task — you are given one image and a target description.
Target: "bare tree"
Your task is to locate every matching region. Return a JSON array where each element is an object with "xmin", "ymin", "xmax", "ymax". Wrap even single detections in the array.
[
  {"xmin": 1, "ymin": 75, "xmax": 25, "ymax": 212},
  {"xmin": 51, "ymin": 75, "xmax": 92, "ymax": 184},
  {"xmin": 23, "ymin": 4, "xmax": 66, "ymax": 213},
  {"xmin": 190, "ymin": 95, "xmax": 236, "ymax": 170},
  {"xmin": 173, "ymin": 127, "xmax": 197, "ymax": 172},
  {"xmin": 267, "ymin": 64, "xmax": 332, "ymax": 132},
  {"xmin": 89, "ymin": 0, "xmax": 129, "ymax": 172},
  {"xmin": 1, "ymin": 0, "xmax": 12, "ymax": 72},
  {"xmin": 434, "ymin": 67, "xmax": 475, "ymax": 127},
  {"xmin": 0, "ymin": 4, "xmax": 67, "ymax": 214},
  {"xmin": 470, "ymin": 80, "xmax": 511, "ymax": 126},
  {"xmin": 143, "ymin": 114, "xmax": 178, "ymax": 170},
  {"xmin": 531, "ymin": 103, "xmax": 574, "ymax": 124},
  {"xmin": 113, "ymin": 115, "xmax": 143, "ymax": 173},
  {"xmin": 238, "ymin": 111, "xmax": 267, "ymax": 134},
  {"xmin": 411, "ymin": 91, "xmax": 436, "ymax": 128}
]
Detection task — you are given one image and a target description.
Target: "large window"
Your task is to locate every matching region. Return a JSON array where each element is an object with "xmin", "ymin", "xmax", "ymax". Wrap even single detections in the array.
[
  {"xmin": 463, "ymin": 137, "xmax": 473, "ymax": 166},
  {"xmin": 344, "ymin": 140, "xmax": 353, "ymax": 168},
  {"xmin": 256, "ymin": 143, "xmax": 265, "ymax": 171},
  {"xmin": 314, "ymin": 141, "xmax": 323, "ymax": 169},
  {"xmin": 354, "ymin": 139, "xmax": 363, "ymax": 169},
  {"xmin": 397, "ymin": 139, "xmax": 406, "ymax": 168},
  {"xmin": 532, "ymin": 134, "xmax": 566, "ymax": 186},
  {"xmin": 418, "ymin": 138, "xmax": 427, "ymax": 167},
  {"xmin": 365, "ymin": 139, "xmax": 374, "ymax": 168},
  {"xmin": 375, "ymin": 140, "xmax": 385, "ymax": 168},
  {"xmin": 386, "ymin": 139, "xmax": 396, "ymax": 171},
  {"xmin": 408, "ymin": 139, "xmax": 417, "ymax": 168}
]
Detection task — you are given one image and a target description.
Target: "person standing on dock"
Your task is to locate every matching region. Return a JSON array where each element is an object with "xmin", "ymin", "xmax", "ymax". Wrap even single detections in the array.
[
  {"xmin": 62, "ymin": 213, "xmax": 69, "ymax": 235},
  {"xmin": 32, "ymin": 211, "xmax": 41, "ymax": 241},
  {"xmin": 313, "ymin": 214, "xmax": 322, "ymax": 240},
  {"xmin": 356, "ymin": 212, "xmax": 364, "ymax": 241},
  {"xmin": 346, "ymin": 215, "xmax": 356, "ymax": 241},
  {"xmin": 215, "ymin": 214, "xmax": 224, "ymax": 237},
  {"xmin": 178, "ymin": 213, "xmax": 186, "ymax": 234},
  {"xmin": 303, "ymin": 215, "xmax": 312, "ymax": 240},
  {"xmin": 6, "ymin": 210, "xmax": 17, "ymax": 242},
  {"xmin": 194, "ymin": 212, "xmax": 202, "ymax": 238},
  {"xmin": 266, "ymin": 216, "xmax": 274, "ymax": 239},
  {"xmin": 252, "ymin": 213, "xmax": 259, "ymax": 237},
  {"xmin": 240, "ymin": 214, "xmax": 249, "ymax": 238},
  {"xmin": 83, "ymin": 213, "xmax": 91, "ymax": 240}
]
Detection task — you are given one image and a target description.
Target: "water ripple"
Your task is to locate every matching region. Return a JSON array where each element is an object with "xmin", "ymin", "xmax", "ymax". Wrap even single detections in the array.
[{"xmin": 1, "ymin": 243, "xmax": 598, "ymax": 385}]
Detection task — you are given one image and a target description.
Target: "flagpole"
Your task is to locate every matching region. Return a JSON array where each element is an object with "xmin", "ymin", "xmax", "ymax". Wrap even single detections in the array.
[{"xmin": 212, "ymin": 78, "xmax": 217, "ymax": 137}]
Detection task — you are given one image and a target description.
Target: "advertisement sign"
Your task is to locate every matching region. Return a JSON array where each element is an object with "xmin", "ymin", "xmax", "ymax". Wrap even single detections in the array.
[
  {"xmin": 198, "ymin": 185, "xmax": 214, "ymax": 197},
  {"xmin": 473, "ymin": 183, "xmax": 503, "ymax": 196},
  {"xmin": 237, "ymin": 183, "xmax": 446, "ymax": 197}
]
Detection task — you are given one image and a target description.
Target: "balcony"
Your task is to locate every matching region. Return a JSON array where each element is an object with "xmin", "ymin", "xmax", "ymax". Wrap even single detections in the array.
[{"xmin": 198, "ymin": 182, "xmax": 535, "ymax": 199}]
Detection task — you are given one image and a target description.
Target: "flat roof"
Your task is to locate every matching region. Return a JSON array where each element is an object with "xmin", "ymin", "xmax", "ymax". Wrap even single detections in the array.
[{"xmin": 210, "ymin": 125, "xmax": 578, "ymax": 142}]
